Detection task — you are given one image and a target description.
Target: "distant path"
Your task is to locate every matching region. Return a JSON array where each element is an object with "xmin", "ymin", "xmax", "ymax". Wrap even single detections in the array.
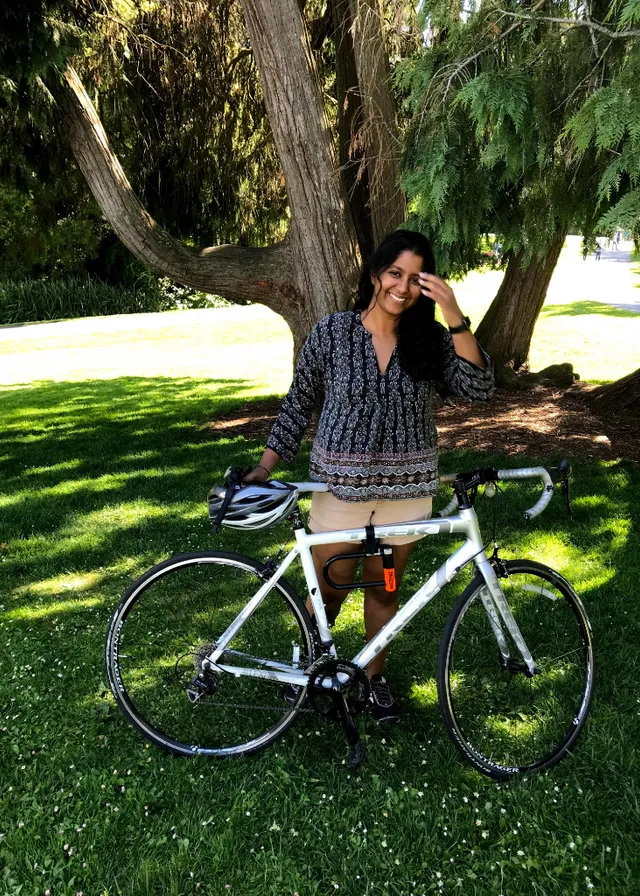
[
  {"xmin": 584, "ymin": 249, "xmax": 640, "ymax": 314},
  {"xmin": 575, "ymin": 244, "xmax": 640, "ymax": 313}
]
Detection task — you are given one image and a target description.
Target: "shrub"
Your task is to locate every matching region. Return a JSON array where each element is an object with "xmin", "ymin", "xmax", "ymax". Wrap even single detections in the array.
[{"xmin": 0, "ymin": 277, "xmax": 172, "ymax": 325}]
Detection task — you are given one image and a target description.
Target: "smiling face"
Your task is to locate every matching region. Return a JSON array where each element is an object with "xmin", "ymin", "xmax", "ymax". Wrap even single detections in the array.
[{"xmin": 370, "ymin": 250, "xmax": 424, "ymax": 317}]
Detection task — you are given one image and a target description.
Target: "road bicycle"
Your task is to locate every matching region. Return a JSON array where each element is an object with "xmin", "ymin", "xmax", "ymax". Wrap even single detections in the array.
[{"xmin": 105, "ymin": 462, "xmax": 594, "ymax": 779}]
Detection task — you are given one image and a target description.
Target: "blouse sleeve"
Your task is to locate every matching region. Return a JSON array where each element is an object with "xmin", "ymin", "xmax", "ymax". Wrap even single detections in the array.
[
  {"xmin": 438, "ymin": 323, "xmax": 495, "ymax": 401},
  {"xmin": 266, "ymin": 319, "xmax": 327, "ymax": 463}
]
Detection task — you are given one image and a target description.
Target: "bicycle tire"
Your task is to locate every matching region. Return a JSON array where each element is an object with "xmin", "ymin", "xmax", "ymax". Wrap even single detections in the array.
[
  {"xmin": 437, "ymin": 559, "xmax": 594, "ymax": 779},
  {"xmin": 105, "ymin": 551, "xmax": 317, "ymax": 757}
]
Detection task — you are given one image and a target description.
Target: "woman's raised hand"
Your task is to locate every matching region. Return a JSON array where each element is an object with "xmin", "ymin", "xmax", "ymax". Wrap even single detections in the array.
[{"xmin": 418, "ymin": 273, "xmax": 466, "ymax": 329}]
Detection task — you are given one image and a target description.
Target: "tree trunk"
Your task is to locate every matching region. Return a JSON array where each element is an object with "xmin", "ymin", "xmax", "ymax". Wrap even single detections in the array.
[
  {"xmin": 48, "ymin": 0, "xmax": 363, "ymax": 356},
  {"xmin": 332, "ymin": 0, "xmax": 375, "ymax": 261},
  {"xmin": 240, "ymin": 0, "xmax": 360, "ymax": 335},
  {"xmin": 475, "ymin": 231, "xmax": 567, "ymax": 377},
  {"xmin": 590, "ymin": 368, "xmax": 640, "ymax": 423},
  {"xmin": 348, "ymin": 0, "xmax": 406, "ymax": 245}
]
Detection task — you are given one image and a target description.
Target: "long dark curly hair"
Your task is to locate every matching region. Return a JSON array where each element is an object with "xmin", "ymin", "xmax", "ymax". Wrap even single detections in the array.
[{"xmin": 353, "ymin": 229, "xmax": 443, "ymax": 382}]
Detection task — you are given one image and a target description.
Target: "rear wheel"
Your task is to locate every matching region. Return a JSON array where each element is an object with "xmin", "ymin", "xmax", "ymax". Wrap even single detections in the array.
[
  {"xmin": 437, "ymin": 560, "xmax": 594, "ymax": 779},
  {"xmin": 105, "ymin": 551, "xmax": 316, "ymax": 757}
]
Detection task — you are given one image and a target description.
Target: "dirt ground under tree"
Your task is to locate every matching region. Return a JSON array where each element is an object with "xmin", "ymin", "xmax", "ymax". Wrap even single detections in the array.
[{"xmin": 208, "ymin": 385, "xmax": 640, "ymax": 465}]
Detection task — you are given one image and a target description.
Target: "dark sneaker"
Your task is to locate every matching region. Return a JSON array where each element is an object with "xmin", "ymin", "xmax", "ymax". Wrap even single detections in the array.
[{"xmin": 368, "ymin": 674, "xmax": 400, "ymax": 724}]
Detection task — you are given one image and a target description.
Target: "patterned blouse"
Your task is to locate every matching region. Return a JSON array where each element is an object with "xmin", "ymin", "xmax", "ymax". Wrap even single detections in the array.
[{"xmin": 266, "ymin": 311, "xmax": 494, "ymax": 501}]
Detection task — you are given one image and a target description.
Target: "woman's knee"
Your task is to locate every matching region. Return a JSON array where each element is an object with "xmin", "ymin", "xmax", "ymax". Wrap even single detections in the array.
[{"xmin": 364, "ymin": 584, "xmax": 398, "ymax": 606}]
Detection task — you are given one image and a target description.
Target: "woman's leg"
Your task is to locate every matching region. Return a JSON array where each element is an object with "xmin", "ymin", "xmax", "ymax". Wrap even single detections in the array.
[
  {"xmin": 359, "ymin": 542, "xmax": 416, "ymax": 722},
  {"xmin": 362, "ymin": 542, "xmax": 416, "ymax": 677},
  {"xmin": 307, "ymin": 542, "xmax": 360, "ymax": 624}
]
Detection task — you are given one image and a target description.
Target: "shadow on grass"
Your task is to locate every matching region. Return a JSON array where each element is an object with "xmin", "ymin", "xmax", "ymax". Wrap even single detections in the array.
[
  {"xmin": 0, "ymin": 376, "xmax": 285, "ymax": 584},
  {"xmin": 2, "ymin": 377, "xmax": 640, "ymax": 783},
  {"xmin": 542, "ymin": 300, "xmax": 640, "ymax": 318}
]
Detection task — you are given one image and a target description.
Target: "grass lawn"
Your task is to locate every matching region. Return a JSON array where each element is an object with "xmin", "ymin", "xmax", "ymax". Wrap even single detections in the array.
[{"xmin": 1, "ymin": 252, "xmax": 640, "ymax": 896}]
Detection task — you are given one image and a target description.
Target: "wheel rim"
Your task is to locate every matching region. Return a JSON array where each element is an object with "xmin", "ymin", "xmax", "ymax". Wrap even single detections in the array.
[
  {"xmin": 444, "ymin": 566, "xmax": 593, "ymax": 775},
  {"xmin": 109, "ymin": 557, "xmax": 313, "ymax": 755}
]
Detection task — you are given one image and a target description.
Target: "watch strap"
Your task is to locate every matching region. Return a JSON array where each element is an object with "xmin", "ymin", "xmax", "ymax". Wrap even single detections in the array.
[{"xmin": 449, "ymin": 315, "xmax": 471, "ymax": 334}]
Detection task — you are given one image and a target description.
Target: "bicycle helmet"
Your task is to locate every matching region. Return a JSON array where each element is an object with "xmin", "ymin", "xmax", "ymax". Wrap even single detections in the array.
[{"xmin": 208, "ymin": 480, "xmax": 299, "ymax": 530}]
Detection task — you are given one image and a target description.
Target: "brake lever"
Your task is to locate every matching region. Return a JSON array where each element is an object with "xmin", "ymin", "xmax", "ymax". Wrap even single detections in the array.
[
  {"xmin": 553, "ymin": 460, "xmax": 573, "ymax": 520},
  {"xmin": 561, "ymin": 476, "xmax": 573, "ymax": 519},
  {"xmin": 224, "ymin": 465, "xmax": 252, "ymax": 486}
]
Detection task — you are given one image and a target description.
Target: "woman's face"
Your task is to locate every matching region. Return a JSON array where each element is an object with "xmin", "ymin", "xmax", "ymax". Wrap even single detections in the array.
[{"xmin": 370, "ymin": 250, "xmax": 424, "ymax": 317}]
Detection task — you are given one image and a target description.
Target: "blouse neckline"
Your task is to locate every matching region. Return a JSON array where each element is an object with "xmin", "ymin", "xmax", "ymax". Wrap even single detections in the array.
[{"xmin": 357, "ymin": 311, "xmax": 398, "ymax": 377}]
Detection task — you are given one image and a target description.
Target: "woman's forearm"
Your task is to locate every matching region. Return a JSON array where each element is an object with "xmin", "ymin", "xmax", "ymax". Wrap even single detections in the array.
[
  {"xmin": 450, "ymin": 330, "xmax": 487, "ymax": 368},
  {"xmin": 258, "ymin": 448, "xmax": 281, "ymax": 474},
  {"xmin": 243, "ymin": 448, "xmax": 282, "ymax": 482}
]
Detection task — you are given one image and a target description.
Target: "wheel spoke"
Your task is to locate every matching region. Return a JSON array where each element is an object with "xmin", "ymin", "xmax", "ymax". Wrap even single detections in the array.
[
  {"xmin": 438, "ymin": 561, "xmax": 594, "ymax": 778},
  {"xmin": 107, "ymin": 553, "xmax": 315, "ymax": 756}
]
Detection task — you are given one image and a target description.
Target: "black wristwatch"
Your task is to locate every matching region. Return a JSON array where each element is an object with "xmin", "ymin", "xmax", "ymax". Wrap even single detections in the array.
[{"xmin": 448, "ymin": 315, "xmax": 471, "ymax": 334}]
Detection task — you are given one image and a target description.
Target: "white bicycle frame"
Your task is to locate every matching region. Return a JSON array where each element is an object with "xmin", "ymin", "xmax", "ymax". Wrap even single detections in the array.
[{"xmin": 207, "ymin": 475, "xmax": 547, "ymax": 687}]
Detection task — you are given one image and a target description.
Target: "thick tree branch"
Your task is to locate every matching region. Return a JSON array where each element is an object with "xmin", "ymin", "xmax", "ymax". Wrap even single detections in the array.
[
  {"xmin": 495, "ymin": 9, "xmax": 640, "ymax": 39},
  {"xmin": 48, "ymin": 66, "xmax": 297, "ymax": 317},
  {"xmin": 239, "ymin": 0, "xmax": 359, "ymax": 325}
]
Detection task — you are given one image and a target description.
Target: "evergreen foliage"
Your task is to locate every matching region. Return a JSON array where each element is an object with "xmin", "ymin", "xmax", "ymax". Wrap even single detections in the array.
[
  {"xmin": 565, "ymin": 31, "xmax": 640, "ymax": 239},
  {"xmin": 397, "ymin": 0, "xmax": 639, "ymax": 275},
  {"xmin": 0, "ymin": 1, "xmax": 290, "ymax": 283}
]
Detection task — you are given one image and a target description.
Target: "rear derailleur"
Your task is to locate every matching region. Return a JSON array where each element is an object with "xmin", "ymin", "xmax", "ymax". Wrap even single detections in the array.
[{"xmin": 185, "ymin": 644, "xmax": 219, "ymax": 703}]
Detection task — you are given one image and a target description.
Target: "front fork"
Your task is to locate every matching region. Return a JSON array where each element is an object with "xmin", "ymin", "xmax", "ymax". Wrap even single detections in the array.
[{"xmin": 475, "ymin": 558, "xmax": 538, "ymax": 677}]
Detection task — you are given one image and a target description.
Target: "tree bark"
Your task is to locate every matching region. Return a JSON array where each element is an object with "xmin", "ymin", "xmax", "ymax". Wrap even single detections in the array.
[
  {"xmin": 475, "ymin": 231, "xmax": 567, "ymax": 377},
  {"xmin": 48, "ymin": 0, "xmax": 363, "ymax": 356},
  {"xmin": 332, "ymin": 0, "xmax": 375, "ymax": 260},
  {"xmin": 239, "ymin": 0, "xmax": 360, "ymax": 334},
  {"xmin": 590, "ymin": 368, "xmax": 640, "ymax": 423},
  {"xmin": 348, "ymin": 0, "xmax": 406, "ymax": 245}
]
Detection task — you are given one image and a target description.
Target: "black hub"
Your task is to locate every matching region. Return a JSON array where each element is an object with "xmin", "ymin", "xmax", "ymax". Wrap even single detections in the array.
[
  {"xmin": 185, "ymin": 644, "xmax": 219, "ymax": 703},
  {"xmin": 499, "ymin": 653, "xmax": 541, "ymax": 678}
]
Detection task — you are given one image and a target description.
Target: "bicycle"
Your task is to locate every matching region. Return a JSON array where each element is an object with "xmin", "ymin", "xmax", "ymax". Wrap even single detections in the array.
[{"xmin": 105, "ymin": 462, "xmax": 594, "ymax": 779}]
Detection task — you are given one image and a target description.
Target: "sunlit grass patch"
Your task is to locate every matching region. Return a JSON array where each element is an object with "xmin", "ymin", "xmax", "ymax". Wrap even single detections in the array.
[
  {"xmin": 410, "ymin": 680, "xmax": 439, "ymax": 707},
  {"xmin": 4, "ymin": 595, "xmax": 104, "ymax": 621},
  {"xmin": 0, "ymin": 303, "xmax": 638, "ymax": 896},
  {"xmin": 15, "ymin": 570, "xmax": 103, "ymax": 596}
]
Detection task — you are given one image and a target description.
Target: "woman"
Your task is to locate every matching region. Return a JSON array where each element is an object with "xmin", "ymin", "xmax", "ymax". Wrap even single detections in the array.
[{"xmin": 244, "ymin": 230, "xmax": 494, "ymax": 722}]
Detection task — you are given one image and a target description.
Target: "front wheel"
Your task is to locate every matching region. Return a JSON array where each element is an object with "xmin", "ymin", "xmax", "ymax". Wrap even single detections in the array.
[
  {"xmin": 105, "ymin": 551, "xmax": 316, "ymax": 757},
  {"xmin": 437, "ymin": 559, "xmax": 594, "ymax": 779}
]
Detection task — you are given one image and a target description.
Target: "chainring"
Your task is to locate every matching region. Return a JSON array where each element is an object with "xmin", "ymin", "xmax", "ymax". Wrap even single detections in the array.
[{"xmin": 306, "ymin": 657, "xmax": 371, "ymax": 716}]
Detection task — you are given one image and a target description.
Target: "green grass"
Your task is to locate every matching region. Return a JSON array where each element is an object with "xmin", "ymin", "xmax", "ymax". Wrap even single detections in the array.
[{"xmin": 1, "ymin": 273, "xmax": 640, "ymax": 895}]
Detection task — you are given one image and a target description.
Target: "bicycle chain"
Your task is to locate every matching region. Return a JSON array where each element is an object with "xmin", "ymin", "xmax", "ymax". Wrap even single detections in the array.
[{"xmin": 187, "ymin": 699, "xmax": 315, "ymax": 714}]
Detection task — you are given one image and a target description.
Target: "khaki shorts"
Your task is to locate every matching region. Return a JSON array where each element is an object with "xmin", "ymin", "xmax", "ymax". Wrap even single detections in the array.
[{"xmin": 309, "ymin": 490, "xmax": 433, "ymax": 545}]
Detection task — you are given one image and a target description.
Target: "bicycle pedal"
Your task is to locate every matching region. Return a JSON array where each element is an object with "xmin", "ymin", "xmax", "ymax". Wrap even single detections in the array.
[{"xmin": 348, "ymin": 740, "xmax": 366, "ymax": 769}]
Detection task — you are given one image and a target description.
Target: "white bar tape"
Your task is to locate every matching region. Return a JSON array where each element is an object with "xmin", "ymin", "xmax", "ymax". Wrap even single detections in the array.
[
  {"xmin": 496, "ymin": 467, "xmax": 554, "ymax": 519},
  {"xmin": 291, "ymin": 482, "xmax": 331, "ymax": 493},
  {"xmin": 437, "ymin": 467, "xmax": 554, "ymax": 520}
]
